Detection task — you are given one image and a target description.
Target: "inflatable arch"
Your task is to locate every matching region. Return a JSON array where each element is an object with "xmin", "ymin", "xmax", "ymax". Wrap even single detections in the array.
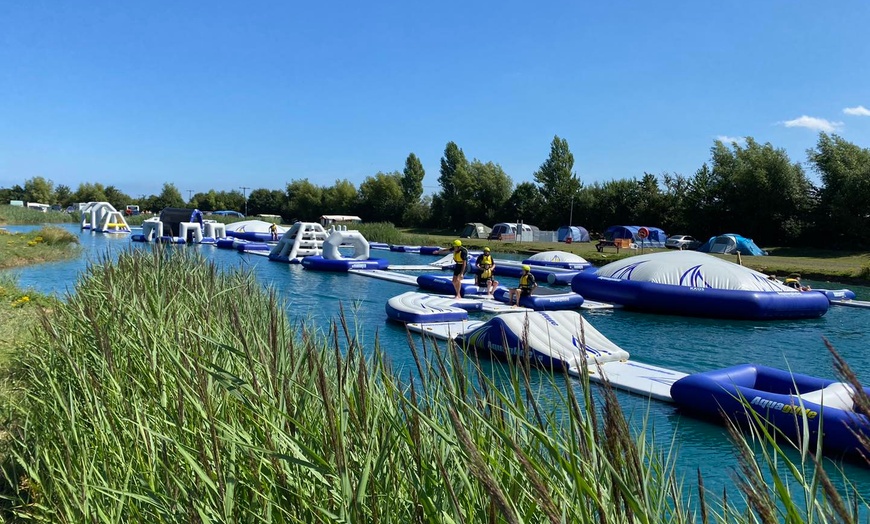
[{"xmin": 80, "ymin": 202, "xmax": 131, "ymax": 234}]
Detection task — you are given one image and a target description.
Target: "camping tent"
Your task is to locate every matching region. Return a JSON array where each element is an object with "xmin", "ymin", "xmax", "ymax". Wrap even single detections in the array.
[
  {"xmin": 697, "ymin": 234, "xmax": 766, "ymax": 256},
  {"xmin": 603, "ymin": 225, "xmax": 667, "ymax": 247},
  {"xmin": 460, "ymin": 222, "xmax": 492, "ymax": 238},
  {"xmin": 556, "ymin": 225, "xmax": 590, "ymax": 242}
]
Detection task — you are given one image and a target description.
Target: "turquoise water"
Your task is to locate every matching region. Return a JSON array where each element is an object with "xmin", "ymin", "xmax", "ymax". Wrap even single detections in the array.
[{"xmin": 6, "ymin": 224, "xmax": 870, "ymax": 502}]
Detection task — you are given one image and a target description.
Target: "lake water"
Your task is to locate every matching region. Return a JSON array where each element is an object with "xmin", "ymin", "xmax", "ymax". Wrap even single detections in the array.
[{"xmin": 5, "ymin": 224, "xmax": 870, "ymax": 503}]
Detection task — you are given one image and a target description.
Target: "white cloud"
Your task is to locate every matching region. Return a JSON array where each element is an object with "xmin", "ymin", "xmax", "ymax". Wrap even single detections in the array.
[
  {"xmin": 782, "ymin": 115, "xmax": 843, "ymax": 133},
  {"xmin": 843, "ymin": 105, "xmax": 870, "ymax": 116},
  {"xmin": 716, "ymin": 135, "xmax": 745, "ymax": 145}
]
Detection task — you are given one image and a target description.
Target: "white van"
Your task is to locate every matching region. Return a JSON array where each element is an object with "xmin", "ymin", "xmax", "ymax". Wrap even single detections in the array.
[{"xmin": 488, "ymin": 222, "xmax": 535, "ymax": 241}]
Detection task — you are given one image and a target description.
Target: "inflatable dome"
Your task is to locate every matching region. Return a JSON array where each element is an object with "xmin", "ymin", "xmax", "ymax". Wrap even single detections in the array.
[{"xmin": 570, "ymin": 251, "xmax": 829, "ymax": 320}]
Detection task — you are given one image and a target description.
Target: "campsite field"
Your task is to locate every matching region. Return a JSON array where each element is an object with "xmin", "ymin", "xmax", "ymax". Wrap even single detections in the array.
[{"xmin": 397, "ymin": 230, "xmax": 870, "ymax": 285}]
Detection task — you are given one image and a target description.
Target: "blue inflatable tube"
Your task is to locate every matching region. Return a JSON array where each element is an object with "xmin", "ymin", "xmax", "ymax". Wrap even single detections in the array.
[
  {"xmin": 227, "ymin": 231, "xmax": 273, "ymax": 242},
  {"xmin": 671, "ymin": 364, "xmax": 870, "ymax": 457},
  {"xmin": 491, "ymin": 288, "xmax": 584, "ymax": 310},
  {"xmin": 814, "ymin": 289, "xmax": 857, "ymax": 301},
  {"xmin": 370, "ymin": 242, "xmax": 390, "ymax": 250},
  {"xmin": 570, "ymin": 271, "xmax": 829, "ymax": 320},
  {"xmin": 237, "ymin": 242, "xmax": 270, "ymax": 252},
  {"xmin": 416, "ymin": 274, "xmax": 484, "ymax": 297},
  {"xmin": 215, "ymin": 238, "xmax": 236, "ymax": 249},
  {"xmin": 157, "ymin": 236, "xmax": 186, "ymax": 244},
  {"xmin": 301, "ymin": 256, "xmax": 389, "ymax": 272},
  {"xmin": 131, "ymin": 234, "xmax": 148, "ymax": 242},
  {"xmin": 390, "ymin": 245, "xmax": 420, "ymax": 252}
]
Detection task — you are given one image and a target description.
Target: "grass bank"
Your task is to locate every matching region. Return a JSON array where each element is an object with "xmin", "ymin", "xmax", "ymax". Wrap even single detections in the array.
[
  {"xmin": 0, "ymin": 248, "xmax": 867, "ymax": 521},
  {"xmin": 0, "ymin": 226, "xmax": 80, "ymax": 269}
]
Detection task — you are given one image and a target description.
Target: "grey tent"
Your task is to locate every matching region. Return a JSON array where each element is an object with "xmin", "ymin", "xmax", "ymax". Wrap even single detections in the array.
[{"xmin": 460, "ymin": 222, "xmax": 492, "ymax": 238}]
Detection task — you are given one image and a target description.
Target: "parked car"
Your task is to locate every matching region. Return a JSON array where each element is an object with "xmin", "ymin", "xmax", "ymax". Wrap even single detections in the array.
[
  {"xmin": 212, "ymin": 210, "xmax": 246, "ymax": 218},
  {"xmin": 665, "ymin": 235, "xmax": 701, "ymax": 250}
]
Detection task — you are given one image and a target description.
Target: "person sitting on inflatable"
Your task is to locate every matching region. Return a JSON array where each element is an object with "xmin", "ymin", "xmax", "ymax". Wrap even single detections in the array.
[
  {"xmin": 784, "ymin": 273, "xmax": 811, "ymax": 291},
  {"xmin": 509, "ymin": 265, "xmax": 537, "ymax": 307},
  {"xmin": 474, "ymin": 247, "xmax": 499, "ymax": 297}
]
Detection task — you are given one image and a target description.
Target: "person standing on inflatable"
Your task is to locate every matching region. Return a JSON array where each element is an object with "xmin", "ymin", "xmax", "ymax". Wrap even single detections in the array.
[
  {"xmin": 269, "ymin": 222, "xmax": 279, "ymax": 241},
  {"xmin": 474, "ymin": 247, "xmax": 499, "ymax": 297},
  {"xmin": 509, "ymin": 265, "xmax": 537, "ymax": 307},
  {"xmin": 436, "ymin": 239, "xmax": 468, "ymax": 299}
]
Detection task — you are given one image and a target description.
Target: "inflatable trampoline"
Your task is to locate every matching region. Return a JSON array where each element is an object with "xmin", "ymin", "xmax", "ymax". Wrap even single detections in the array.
[
  {"xmin": 570, "ymin": 251, "xmax": 829, "ymax": 320},
  {"xmin": 521, "ymin": 251, "xmax": 590, "ymax": 270},
  {"xmin": 671, "ymin": 364, "xmax": 870, "ymax": 457},
  {"xmin": 385, "ymin": 291, "xmax": 483, "ymax": 323},
  {"xmin": 458, "ymin": 310, "xmax": 629, "ymax": 374}
]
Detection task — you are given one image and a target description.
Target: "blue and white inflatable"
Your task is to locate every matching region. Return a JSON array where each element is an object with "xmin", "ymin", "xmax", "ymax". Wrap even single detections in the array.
[
  {"xmin": 301, "ymin": 229, "xmax": 389, "ymax": 271},
  {"xmin": 570, "ymin": 251, "xmax": 829, "ymax": 320},
  {"xmin": 521, "ymin": 251, "xmax": 590, "ymax": 270},
  {"xmin": 671, "ymin": 364, "xmax": 870, "ymax": 457},
  {"xmin": 459, "ymin": 310, "xmax": 630, "ymax": 374},
  {"xmin": 491, "ymin": 288, "xmax": 584, "ymax": 311},
  {"xmin": 385, "ymin": 291, "xmax": 483, "ymax": 323},
  {"xmin": 416, "ymin": 274, "xmax": 485, "ymax": 297}
]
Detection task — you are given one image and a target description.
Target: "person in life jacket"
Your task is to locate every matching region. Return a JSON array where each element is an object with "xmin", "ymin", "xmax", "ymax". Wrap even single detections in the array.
[
  {"xmin": 474, "ymin": 247, "xmax": 499, "ymax": 297},
  {"xmin": 784, "ymin": 273, "xmax": 810, "ymax": 291},
  {"xmin": 269, "ymin": 222, "xmax": 279, "ymax": 241},
  {"xmin": 508, "ymin": 265, "xmax": 537, "ymax": 307},
  {"xmin": 436, "ymin": 239, "xmax": 468, "ymax": 299}
]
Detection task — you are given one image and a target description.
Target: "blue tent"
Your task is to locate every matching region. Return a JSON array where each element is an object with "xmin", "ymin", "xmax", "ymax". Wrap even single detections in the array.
[
  {"xmin": 603, "ymin": 225, "xmax": 667, "ymax": 247},
  {"xmin": 556, "ymin": 225, "xmax": 590, "ymax": 242},
  {"xmin": 697, "ymin": 234, "xmax": 766, "ymax": 256}
]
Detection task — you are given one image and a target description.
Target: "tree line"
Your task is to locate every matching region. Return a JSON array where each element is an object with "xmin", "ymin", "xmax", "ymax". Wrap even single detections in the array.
[{"xmin": 3, "ymin": 132, "xmax": 869, "ymax": 248}]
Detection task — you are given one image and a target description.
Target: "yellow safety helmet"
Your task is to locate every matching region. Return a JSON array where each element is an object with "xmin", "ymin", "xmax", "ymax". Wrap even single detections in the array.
[
  {"xmin": 453, "ymin": 239, "xmax": 462, "ymax": 246},
  {"xmin": 483, "ymin": 247, "xmax": 490, "ymax": 252},
  {"xmin": 522, "ymin": 265, "xmax": 531, "ymax": 271}
]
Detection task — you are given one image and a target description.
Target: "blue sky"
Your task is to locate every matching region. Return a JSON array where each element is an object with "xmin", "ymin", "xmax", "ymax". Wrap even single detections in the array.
[{"xmin": 1, "ymin": 1, "xmax": 868, "ymax": 198}]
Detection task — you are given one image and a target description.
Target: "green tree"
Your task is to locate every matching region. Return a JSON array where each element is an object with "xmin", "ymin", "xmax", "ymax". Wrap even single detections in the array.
[
  {"xmin": 24, "ymin": 176, "xmax": 55, "ymax": 204},
  {"xmin": 104, "ymin": 185, "xmax": 132, "ymax": 211},
  {"xmin": 247, "ymin": 188, "xmax": 287, "ymax": 217},
  {"xmin": 74, "ymin": 182, "xmax": 108, "ymax": 204},
  {"xmin": 808, "ymin": 133, "xmax": 870, "ymax": 246},
  {"xmin": 401, "ymin": 153, "xmax": 425, "ymax": 205},
  {"xmin": 501, "ymin": 182, "xmax": 544, "ymax": 225},
  {"xmin": 54, "ymin": 184, "xmax": 73, "ymax": 207},
  {"xmin": 321, "ymin": 179, "xmax": 358, "ymax": 215},
  {"xmin": 468, "ymin": 160, "xmax": 512, "ymax": 224},
  {"xmin": 708, "ymin": 138, "xmax": 812, "ymax": 244},
  {"xmin": 358, "ymin": 172, "xmax": 404, "ymax": 223},
  {"xmin": 286, "ymin": 179, "xmax": 323, "ymax": 221},
  {"xmin": 433, "ymin": 142, "xmax": 473, "ymax": 227},
  {"xmin": 152, "ymin": 183, "xmax": 185, "ymax": 211},
  {"xmin": 533, "ymin": 136, "xmax": 581, "ymax": 229}
]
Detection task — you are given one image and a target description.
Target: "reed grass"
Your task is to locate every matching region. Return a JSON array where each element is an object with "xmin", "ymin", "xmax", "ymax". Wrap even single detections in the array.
[
  {"xmin": 1, "ymin": 247, "xmax": 868, "ymax": 522},
  {"xmin": 0, "ymin": 205, "xmax": 74, "ymax": 225},
  {"xmin": 0, "ymin": 247, "xmax": 694, "ymax": 522}
]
